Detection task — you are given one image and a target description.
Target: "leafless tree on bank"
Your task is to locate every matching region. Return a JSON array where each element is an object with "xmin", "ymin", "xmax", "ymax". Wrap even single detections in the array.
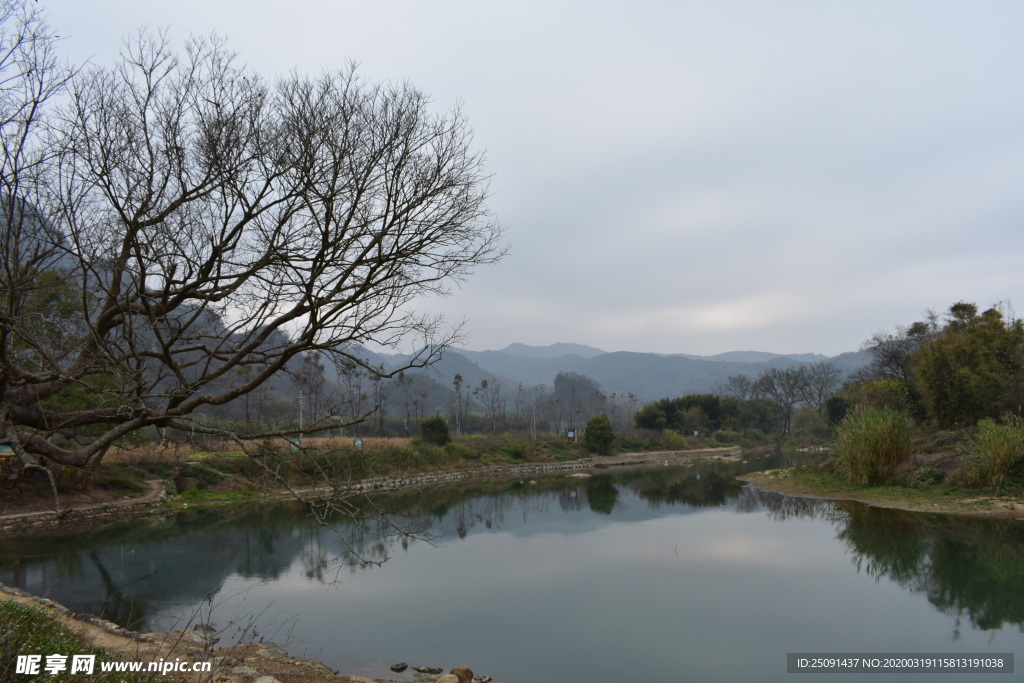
[{"xmin": 0, "ymin": 5, "xmax": 505, "ymax": 528}]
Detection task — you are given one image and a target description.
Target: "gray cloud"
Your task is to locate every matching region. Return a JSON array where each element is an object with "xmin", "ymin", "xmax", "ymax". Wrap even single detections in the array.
[{"xmin": 44, "ymin": 0, "xmax": 1024, "ymax": 355}]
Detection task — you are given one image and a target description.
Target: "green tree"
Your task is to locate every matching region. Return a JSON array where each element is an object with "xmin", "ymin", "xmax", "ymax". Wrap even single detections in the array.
[
  {"xmin": 844, "ymin": 377, "xmax": 914, "ymax": 413},
  {"xmin": 635, "ymin": 393, "xmax": 773, "ymax": 434},
  {"xmin": 420, "ymin": 414, "xmax": 451, "ymax": 446},
  {"xmin": 912, "ymin": 303, "xmax": 1024, "ymax": 427},
  {"xmin": 584, "ymin": 414, "xmax": 615, "ymax": 455}
]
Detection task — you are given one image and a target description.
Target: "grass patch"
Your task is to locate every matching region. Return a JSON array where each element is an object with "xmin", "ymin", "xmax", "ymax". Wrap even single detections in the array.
[
  {"xmin": 959, "ymin": 414, "xmax": 1024, "ymax": 493},
  {"xmin": 178, "ymin": 489, "xmax": 256, "ymax": 504},
  {"xmin": 747, "ymin": 464, "xmax": 973, "ymax": 510},
  {"xmin": 79, "ymin": 464, "xmax": 151, "ymax": 495},
  {"xmin": 0, "ymin": 600, "xmax": 156, "ymax": 682}
]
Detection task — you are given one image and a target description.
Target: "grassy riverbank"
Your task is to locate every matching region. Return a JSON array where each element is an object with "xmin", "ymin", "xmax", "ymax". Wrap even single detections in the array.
[
  {"xmin": 1, "ymin": 431, "xmax": 749, "ymax": 519},
  {"xmin": 740, "ymin": 405, "xmax": 1024, "ymax": 519},
  {"xmin": 0, "ymin": 597, "xmax": 158, "ymax": 683},
  {"xmin": 741, "ymin": 465, "xmax": 1024, "ymax": 518}
]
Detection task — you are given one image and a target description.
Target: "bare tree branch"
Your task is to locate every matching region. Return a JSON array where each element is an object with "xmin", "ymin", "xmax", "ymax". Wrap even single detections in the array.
[{"xmin": 0, "ymin": 12, "xmax": 505, "ymax": 486}]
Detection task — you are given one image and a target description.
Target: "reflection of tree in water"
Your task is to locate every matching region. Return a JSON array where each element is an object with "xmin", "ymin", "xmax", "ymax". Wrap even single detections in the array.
[
  {"xmin": 87, "ymin": 551, "xmax": 155, "ymax": 631},
  {"xmin": 382, "ymin": 478, "xmax": 585, "ymax": 540},
  {"xmin": 633, "ymin": 468, "xmax": 741, "ymax": 508},
  {"xmin": 873, "ymin": 512, "xmax": 1024, "ymax": 632},
  {"xmin": 585, "ymin": 477, "xmax": 619, "ymax": 514},
  {"xmin": 745, "ymin": 487, "xmax": 1024, "ymax": 632},
  {"xmin": 837, "ymin": 505, "xmax": 929, "ymax": 583},
  {"xmin": 12, "ymin": 461, "xmax": 1022, "ymax": 637},
  {"xmin": 380, "ymin": 458, "xmax": 789, "ymax": 535},
  {"xmin": 735, "ymin": 486, "xmax": 841, "ymax": 521}
]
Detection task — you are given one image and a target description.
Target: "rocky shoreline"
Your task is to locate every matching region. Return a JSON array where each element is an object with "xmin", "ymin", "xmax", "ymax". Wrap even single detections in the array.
[{"xmin": 0, "ymin": 582, "xmax": 463, "ymax": 683}]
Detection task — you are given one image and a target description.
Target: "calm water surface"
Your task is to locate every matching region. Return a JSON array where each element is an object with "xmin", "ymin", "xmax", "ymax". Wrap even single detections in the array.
[{"xmin": 2, "ymin": 455, "xmax": 1023, "ymax": 682}]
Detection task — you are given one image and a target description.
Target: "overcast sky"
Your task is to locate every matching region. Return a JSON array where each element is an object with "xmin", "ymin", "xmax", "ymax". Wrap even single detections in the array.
[{"xmin": 42, "ymin": 0, "xmax": 1024, "ymax": 356}]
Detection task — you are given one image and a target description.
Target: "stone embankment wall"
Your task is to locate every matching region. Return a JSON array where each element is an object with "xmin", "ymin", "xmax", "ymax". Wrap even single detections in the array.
[{"xmin": 0, "ymin": 447, "xmax": 741, "ymax": 535}]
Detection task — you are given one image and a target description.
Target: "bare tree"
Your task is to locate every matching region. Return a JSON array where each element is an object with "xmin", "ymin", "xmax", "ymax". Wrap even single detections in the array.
[
  {"xmin": 0, "ymin": 0, "xmax": 74, "ymax": 502},
  {"xmin": 336, "ymin": 360, "xmax": 371, "ymax": 436},
  {"xmin": 369, "ymin": 373, "xmax": 389, "ymax": 434},
  {"xmin": 450, "ymin": 373, "xmax": 465, "ymax": 436},
  {"xmin": 800, "ymin": 360, "xmax": 843, "ymax": 415},
  {"xmin": 753, "ymin": 366, "xmax": 807, "ymax": 435},
  {"xmin": 0, "ymin": 21, "xmax": 505, "ymax": 492},
  {"xmin": 718, "ymin": 374, "xmax": 754, "ymax": 401},
  {"xmin": 290, "ymin": 351, "xmax": 332, "ymax": 427},
  {"xmin": 859, "ymin": 318, "xmax": 938, "ymax": 382}
]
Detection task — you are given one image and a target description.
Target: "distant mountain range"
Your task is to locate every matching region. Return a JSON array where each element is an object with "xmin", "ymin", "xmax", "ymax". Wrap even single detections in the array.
[
  {"xmin": 495, "ymin": 342, "xmax": 607, "ymax": 359},
  {"xmin": 364, "ymin": 342, "xmax": 870, "ymax": 406}
]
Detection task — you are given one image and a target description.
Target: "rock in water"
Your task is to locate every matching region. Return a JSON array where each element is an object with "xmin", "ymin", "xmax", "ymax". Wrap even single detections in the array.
[
  {"xmin": 436, "ymin": 665, "xmax": 474, "ymax": 683},
  {"xmin": 390, "ymin": 662, "xmax": 408, "ymax": 672},
  {"xmin": 413, "ymin": 665, "xmax": 444, "ymax": 674}
]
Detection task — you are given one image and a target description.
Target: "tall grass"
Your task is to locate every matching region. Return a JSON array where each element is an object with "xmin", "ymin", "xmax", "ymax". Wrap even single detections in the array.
[
  {"xmin": 833, "ymin": 407, "xmax": 914, "ymax": 486},
  {"xmin": 960, "ymin": 414, "xmax": 1024, "ymax": 493}
]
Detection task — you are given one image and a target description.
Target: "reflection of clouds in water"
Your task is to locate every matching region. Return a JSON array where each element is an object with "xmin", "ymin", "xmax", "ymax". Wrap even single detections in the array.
[
  {"xmin": 741, "ymin": 485, "xmax": 1024, "ymax": 632},
  {"xmin": 4, "ymin": 463, "xmax": 1023, "ymax": 683},
  {"xmin": 6, "ymin": 462, "xmax": 1024, "ymax": 651}
]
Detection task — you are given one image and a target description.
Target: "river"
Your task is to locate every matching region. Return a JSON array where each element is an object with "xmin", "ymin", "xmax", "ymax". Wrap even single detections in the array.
[{"xmin": 2, "ymin": 453, "xmax": 1022, "ymax": 682}]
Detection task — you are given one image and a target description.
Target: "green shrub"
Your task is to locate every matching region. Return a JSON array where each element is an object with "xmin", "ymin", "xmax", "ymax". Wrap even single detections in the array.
[
  {"xmin": 176, "ymin": 462, "xmax": 224, "ymax": 488},
  {"xmin": 912, "ymin": 467, "xmax": 945, "ymax": 487},
  {"xmin": 584, "ymin": 414, "xmax": 615, "ymax": 455},
  {"xmin": 420, "ymin": 414, "xmax": 451, "ymax": 446},
  {"xmin": 660, "ymin": 429, "xmax": 688, "ymax": 451},
  {"xmin": 444, "ymin": 442, "xmax": 477, "ymax": 462},
  {"xmin": 833, "ymin": 407, "xmax": 914, "ymax": 486},
  {"xmin": 711, "ymin": 429, "xmax": 742, "ymax": 446},
  {"xmin": 375, "ymin": 444, "xmax": 417, "ymax": 472},
  {"xmin": 959, "ymin": 414, "xmax": 1024, "ymax": 492},
  {"xmin": 413, "ymin": 443, "xmax": 446, "ymax": 465},
  {"xmin": 503, "ymin": 441, "xmax": 531, "ymax": 460}
]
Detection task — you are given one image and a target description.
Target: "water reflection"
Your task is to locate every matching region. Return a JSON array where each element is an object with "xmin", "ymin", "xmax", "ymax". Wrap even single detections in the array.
[
  {"xmin": 1, "ymin": 454, "xmax": 1023, "ymax": 644},
  {"xmin": 740, "ymin": 487, "xmax": 1024, "ymax": 632}
]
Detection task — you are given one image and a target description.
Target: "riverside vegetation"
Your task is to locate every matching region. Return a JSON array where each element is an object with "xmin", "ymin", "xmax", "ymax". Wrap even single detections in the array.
[
  {"xmin": 743, "ymin": 301, "xmax": 1024, "ymax": 512},
  {"xmin": 1, "ymin": 428, "xmax": 761, "ymax": 518},
  {"xmin": 0, "ymin": 599, "xmax": 157, "ymax": 683},
  {"xmin": 5, "ymin": 301, "xmax": 1023, "ymax": 521}
]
